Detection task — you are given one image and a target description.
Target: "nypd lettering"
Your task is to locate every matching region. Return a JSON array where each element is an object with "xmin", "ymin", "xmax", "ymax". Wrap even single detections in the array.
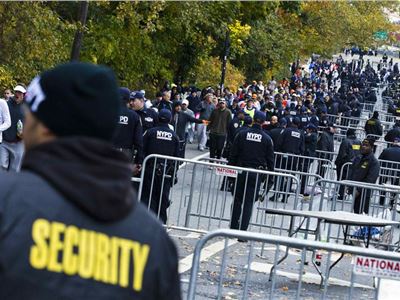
[
  {"xmin": 29, "ymin": 219, "xmax": 150, "ymax": 292},
  {"xmin": 119, "ymin": 115, "xmax": 129, "ymax": 125},
  {"xmin": 156, "ymin": 130, "xmax": 173, "ymax": 141},
  {"xmin": 246, "ymin": 132, "xmax": 262, "ymax": 142},
  {"xmin": 291, "ymin": 131, "xmax": 301, "ymax": 138}
]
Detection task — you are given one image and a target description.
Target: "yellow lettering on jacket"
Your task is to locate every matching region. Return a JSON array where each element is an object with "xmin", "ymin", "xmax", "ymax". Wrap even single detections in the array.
[{"xmin": 28, "ymin": 219, "xmax": 151, "ymax": 292}]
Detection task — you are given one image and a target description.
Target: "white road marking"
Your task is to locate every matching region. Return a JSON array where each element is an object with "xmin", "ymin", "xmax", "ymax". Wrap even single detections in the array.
[
  {"xmin": 179, "ymin": 152, "xmax": 210, "ymax": 169},
  {"xmin": 170, "ymin": 232, "xmax": 201, "ymax": 239},
  {"xmin": 179, "ymin": 239, "xmax": 237, "ymax": 274},
  {"xmin": 247, "ymin": 261, "xmax": 372, "ymax": 289},
  {"xmin": 378, "ymin": 279, "xmax": 400, "ymax": 300}
]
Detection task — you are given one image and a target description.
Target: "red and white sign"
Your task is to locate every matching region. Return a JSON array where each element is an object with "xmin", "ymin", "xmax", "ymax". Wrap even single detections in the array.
[
  {"xmin": 353, "ymin": 256, "xmax": 400, "ymax": 280},
  {"xmin": 215, "ymin": 167, "xmax": 238, "ymax": 178}
]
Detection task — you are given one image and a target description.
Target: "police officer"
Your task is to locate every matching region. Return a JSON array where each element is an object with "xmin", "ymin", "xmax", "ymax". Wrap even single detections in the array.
[
  {"xmin": 129, "ymin": 91, "xmax": 158, "ymax": 134},
  {"xmin": 225, "ymin": 110, "xmax": 246, "ymax": 159},
  {"xmin": 274, "ymin": 117, "xmax": 304, "ymax": 202},
  {"xmin": 229, "ymin": 111, "xmax": 274, "ymax": 233},
  {"xmin": 317, "ymin": 123, "xmax": 335, "ymax": 179},
  {"xmin": 0, "ymin": 63, "xmax": 181, "ymax": 299},
  {"xmin": 378, "ymin": 137, "xmax": 400, "ymax": 205},
  {"xmin": 112, "ymin": 87, "xmax": 143, "ymax": 167},
  {"xmin": 349, "ymin": 138, "xmax": 380, "ymax": 214},
  {"xmin": 301, "ymin": 123, "xmax": 318, "ymax": 197},
  {"xmin": 142, "ymin": 109, "xmax": 180, "ymax": 224}
]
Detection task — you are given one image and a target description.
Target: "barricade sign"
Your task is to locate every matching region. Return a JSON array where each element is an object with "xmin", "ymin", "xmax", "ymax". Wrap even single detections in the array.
[
  {"xmin": 353, "ymin": 256, "xmax": 400, "ymax": 280},
  {"xmin": 215, "ymin": 166, "xmax": 238, "ymax": 178}
]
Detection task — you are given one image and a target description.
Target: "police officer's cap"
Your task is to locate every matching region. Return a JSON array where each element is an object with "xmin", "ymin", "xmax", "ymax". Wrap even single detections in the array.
[
  {"xmin": 253, "ymin": 110, "xmax": 266, "ymax": 123},
  {"xmin": 130, "ymin": 91, "xmax": 144, "ymax": 100},
  {"xmin": 119, "ymin": 87, "xmax": 130, "ymax": 102},
  {"xmin": 305, "ymin": 123, "xmax": 317, "ymax": 131},
  {"xmin": 158, "ymin": 109, "xmax": 172, "ymax": 123},
  {"xmin": 243, "ymin": 115, "xmax": 253, "ymax": 125},
  {"xmin": 292, "ymin": 117, "xmax": 301, "ymax": 126}
]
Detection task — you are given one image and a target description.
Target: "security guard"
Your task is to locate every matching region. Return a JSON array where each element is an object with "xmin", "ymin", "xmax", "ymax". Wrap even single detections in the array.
[
  {"xmin": 378, "ymin": 137, "xmax": 400, "ymax": 205},
  {"xmin": 142, "ymin": 109, "xmax": 180, "ymax": 224},
  {"xmin": 349, "ymin": 138, "xmax": 380, "ymax": 214},
  {"xmin": 129, "ymin": 91, "xmax": 159, "ymax": 134},
  {"xmin": 112, "ymin": 87, "xmax": 143, "ymax": 166},
  {"xmin": 0, "ymin": 63, "xmax": 181, "ymax": 299},
  {"xmin": 229, "ymin": 110, "xmax": 274, "ymax": 233},
  {"xmin": 335, "ymin": 128, "xmax": 361, "ymax": 183},
  {"xmin": 364, "ymin": 111, "xmax": 383, "ymax": 138}
]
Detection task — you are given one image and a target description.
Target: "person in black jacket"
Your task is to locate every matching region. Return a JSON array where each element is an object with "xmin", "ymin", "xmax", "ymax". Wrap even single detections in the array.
[
  {"xmin": 317, "ymin": 123, "xmax": 335, "ymax": 179},
  {"xmin": 0, "ymin": 63, "xmax": 181, "ymax": 300},
  {"xmin": 273, "ymin": 117, "xmax": 304, "ymax": 202},
  {"xmin": 0, "ymin": 84, "xmax": 26, "ymax": 171},
  {"xmin": 301, "ymin": 123, "xmax": 318, "ymax": 196},
  {"xmin": 112, "ymin": 87, "xmax": 143, "ymax": 167},
  {"xmin": 171, "ymin": 101, "xmax": 203, "ymax": 157},
  {"xmin": 365, "ymin": 111, "xmax": 383, "ymax": 138},
  {"xmin": 129, "ymin": 91, "xmax": 159, "ymax": 134},
  {"xmin": 378, "ymin": 137, "xmax": 400, "ymax": 205},
  {"xmin": 334, "ymin": 128, "xmax": 361, "ymax": 200},
  {"xmin": 349, "ymin": 138, "xmax": 380, "ymax": 214},
  {"xmin": 229, "ymin": 111, "xmax": 274, "ymax": 233},
  {"xmin": 384, "ymin": 121, "xmax": 400, "ymax": 146},
  {"xmin": 142, "ymin": 109, "xmax": 180, "ymax": 223},
  {"xmin": 335, "ymin": 128, "xmax": 361, "ymax": 181}
]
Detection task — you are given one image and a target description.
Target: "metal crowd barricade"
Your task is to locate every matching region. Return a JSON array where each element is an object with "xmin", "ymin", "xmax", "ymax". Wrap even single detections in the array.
[
  {"xmin": 362, "ymin": 101, "xmax": 376, "ymax": 113},
  {"xmin": 201, "ymin": 156, "xmax": 323, "ymax": 200},
  {"xmin": 325, "ymin": 114, "xmax": 367, "ymax": 129},
  {"xmin": 186, "ymin": 229, "xmax": 400, "ymax": 300},
  {"xmin": 138, "ymin": 154, "xmax": 300, "ymax": 234},
  {"xmin": 274, "ymin": 151, "xmax": 335, "ymax": 181},
  {"xmin": 339, "ymin": 159, "xmax": 400, "ymax": 190},
  {"xmin": 303, "ymin": 179, "xmax": 400, "ymax": 250}
]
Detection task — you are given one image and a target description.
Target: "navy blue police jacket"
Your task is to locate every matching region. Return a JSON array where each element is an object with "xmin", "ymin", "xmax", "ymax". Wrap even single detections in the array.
[
  {"xmin": 135, "ymin": 107, "xmax": 158, "ymax": 134},
  {"xmin": 379, "ymin": 145, "xmax": 400, "ymax": 164},
  {"xmin": 229, "ymin": 124, "xmax": 274, "ymax": 170},
  {"xmin": 112, "ymin": 106, "xmax": 143, "ymax": 163},
  {"xmin": 277, "ymin": 127, "xmax": 305, "ymax": 155},
  {"xmin": 143, "ymin": 123, "xmax": 180, "ymax": 158},
  {"xmin": 0, "ymin": 137, "xmax": 181, "ymax": 300}
]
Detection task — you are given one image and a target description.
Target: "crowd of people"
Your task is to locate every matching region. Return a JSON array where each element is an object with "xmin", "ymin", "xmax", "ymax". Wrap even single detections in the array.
[{"xmin": 0, "ymin": 49, "xmax": 400, "ymax": 298}]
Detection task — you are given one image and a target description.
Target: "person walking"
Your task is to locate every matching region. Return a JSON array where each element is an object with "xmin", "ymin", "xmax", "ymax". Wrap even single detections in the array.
[
  {"xmin": 196, "ymin": 93, "xmax": 215, "ymax": 151},
  {"xmin": 0, "ymin": 63, "xmax": 181, "ymax": 299},
  {"xmin": 207, "ymin": 98, "xmax": 232, "ymax": 159},
  {"xmin": 0, "ymin": 97, "xmax": 11, "ymax": 144},
  {"xmin": 0, "ymin": 84, "xmax": 26, "ymax": 171}
]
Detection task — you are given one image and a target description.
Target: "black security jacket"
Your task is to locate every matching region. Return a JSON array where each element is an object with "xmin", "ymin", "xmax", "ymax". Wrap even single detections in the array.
[{"xmin": 0, "ymin": 137, "xmax": 181, "ymax": 300}]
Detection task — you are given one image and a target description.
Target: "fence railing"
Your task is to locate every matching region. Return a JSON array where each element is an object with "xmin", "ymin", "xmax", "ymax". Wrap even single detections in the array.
[{"xmin": 186, "ymin": 229, "xmax": 400, "ymax": 300}]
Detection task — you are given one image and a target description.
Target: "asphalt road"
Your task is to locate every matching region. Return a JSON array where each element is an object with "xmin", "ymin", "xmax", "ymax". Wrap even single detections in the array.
[{"xmin": 159, "ymin": 52, "xmax": 400, "ymax": 299}]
